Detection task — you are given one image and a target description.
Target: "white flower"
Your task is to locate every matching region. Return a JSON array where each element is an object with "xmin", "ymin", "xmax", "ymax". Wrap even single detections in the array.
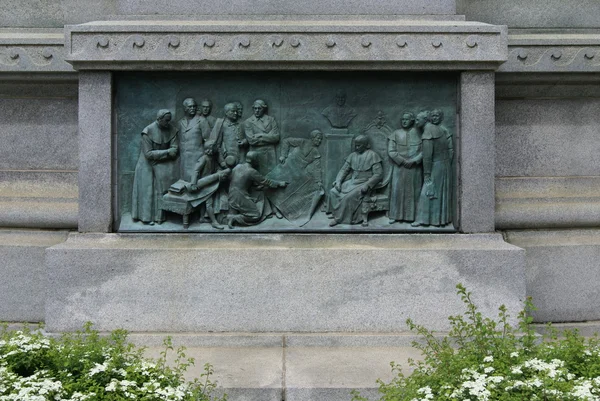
[
  {"xmin": 510, "ymin": 352, "xmax": 519, "ymax": 358},
  {"xmin": 483, "ymin": 356, "xmax": 494, "ymax": 363}
]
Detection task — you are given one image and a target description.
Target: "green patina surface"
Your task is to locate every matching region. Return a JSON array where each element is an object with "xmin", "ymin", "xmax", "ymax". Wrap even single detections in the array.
[{"xmin": 115, "ymin": 71, "xmax": 457, "ymax": 232}]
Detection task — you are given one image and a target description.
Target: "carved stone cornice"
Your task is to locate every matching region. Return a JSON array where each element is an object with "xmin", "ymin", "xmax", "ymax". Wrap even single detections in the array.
[
  {"xmin": 501, "ymin": 32, "xmax": 600, "ymax": 73},
  {"xmin": 0, "ymin": 30, "xmax": 75, "ymax": 73},
  {"xmin": 64, "ymin": 20, "xmax": 508, "ymax": 71}
]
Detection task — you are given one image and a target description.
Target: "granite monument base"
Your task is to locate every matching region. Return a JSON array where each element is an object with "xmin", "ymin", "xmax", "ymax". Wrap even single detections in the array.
[{"xmin": 45, "ymin": 233, "xmax": 525, "ymax": 333}]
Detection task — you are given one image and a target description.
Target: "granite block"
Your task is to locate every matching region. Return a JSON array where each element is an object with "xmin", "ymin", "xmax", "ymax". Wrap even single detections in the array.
[
  {"xmin": 45, "ymin": 233, "xmax": 525, "ymax": 332},
  {"xmin": 459, "ymin": 72, "xmax": 496, "ymax": 233},
  {"xmin": 496, "ymin": 176, "xmax": 600, "ymax": 229},
  {"xmin": 458, "ymin": 0, "xmax": 600, "ymax": 29},
  {"xmin": 0, "ymin": 82, "xmax": 78, "ymax": 170},
  {"xmin": 0, "ymin": 229, "xmax": 68, "ymax": 322},
  {"xmin": 0, "ymin": 0, "xmax": 456, "ymax": 28},
  {"xmin": 144, "ymin": 346, "xmax": 283, "ymax": 401},
  {"xmin": 285, "ymin": 347, "xmax": 421, "ymax": 401},
  {"xmin": 496, "ymin": 98, "xmax": 600, "ymax": 177},
  {"xmin": 506, "ymin": 230, "xmax": 600, "ymax": 323},
  {"xmin": 78, "ymin": 71, "xmax": 112, "ymax": 232},
  {"xmin": 0, "ymin": 171, "xmax": 77, "ymax": 228}
]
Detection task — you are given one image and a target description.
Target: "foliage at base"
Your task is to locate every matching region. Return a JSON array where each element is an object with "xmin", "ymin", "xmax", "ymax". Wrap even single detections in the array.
[
  {"xmin": 0, "ymin": 323, "xmax": 226, "ymax": 401},
  {"xmin": 353, "ymin": 284, "xmax": 600, "ymax": 401}
]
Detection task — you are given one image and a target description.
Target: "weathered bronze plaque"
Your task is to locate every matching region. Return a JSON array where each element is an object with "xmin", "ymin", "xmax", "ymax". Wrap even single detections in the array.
[{"xmin": 116, "ymin": 72, "xmax": 457, "ymax": 232}]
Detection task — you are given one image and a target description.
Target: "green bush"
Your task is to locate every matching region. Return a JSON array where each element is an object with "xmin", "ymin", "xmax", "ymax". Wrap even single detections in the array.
[
  {"xmin": 0, "ymin": 322, "xmax": 226, "ymax": 401},
  {"xmin": 353, "ymin": 284, "xmax": 600, "ymax": 401}
]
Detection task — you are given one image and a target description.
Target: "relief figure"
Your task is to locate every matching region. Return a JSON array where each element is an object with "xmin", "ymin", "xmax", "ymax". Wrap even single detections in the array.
[
  {"xmin": 210, "ymin": 103, "xmax": 244, "ymax": 165},
  {"xmin": 388, "ymin": 112, "xmax": 423, "ymax": 223},
  {"xmin": 131, "ymin": 109, "xmax": 179, "ymax": 225},
  {"xmin": 178, "ymin": 98, "xmax": 211, "ymax": 182},
  {"xmin": 266, "ymin": 129, "xmax": 324, "ymax": 226},
  {"xmin": 242, "ymin": 99, "xmax": 280, "ymax": 175},
  {"xmin": 227, "ymin": 151, "xmax": 288, "ymax": 228},
  {"xmin": 412, "ymin": 109, "xmax": 454, "ymax": 227},
  {"xmin": 328, "ymin": 134, "xmax": 383, "ymax": 226},
  {"xmin": 199, "ymin": 99, "xmax": 217, "ymax": 130},
  {"xmin": 322, "ymin": 90, "xmax": 357, "ymax": 129}
]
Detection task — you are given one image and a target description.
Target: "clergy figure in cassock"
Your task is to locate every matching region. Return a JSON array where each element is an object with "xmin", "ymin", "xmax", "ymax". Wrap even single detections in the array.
[{"xmin": 328, "ymin": 135, "xmax": 383, "ymax": 226}]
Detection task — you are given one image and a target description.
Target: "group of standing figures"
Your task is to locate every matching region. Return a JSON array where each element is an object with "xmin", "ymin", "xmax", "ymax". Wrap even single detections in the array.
[{"xmin": 130, "ymin": 96, "xmax": 454, "ymax": 230}]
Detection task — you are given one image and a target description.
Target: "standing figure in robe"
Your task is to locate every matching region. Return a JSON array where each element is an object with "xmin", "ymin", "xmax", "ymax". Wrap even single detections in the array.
[
  {"xmin": 412, "ymin": 109, "xmax": 454, "ymax": 227},
  {"xmin": 388, "ymin": 112, "xmax": 423, "ymax": 223},
  {"xmin": 198, "ymin": 99, "xmax": 217, "ymax": 130},
  {"xmin": 227, "ymin": 151, "xmax": 287, "ymax": 228},
  {"xmin": 328, "ymin": 135, "xmax": 383, "ymax": 227},
  {"xmin": 131, "ymin": 109, "xmax": 179, "ymax": 225},
  {"xmin": 178, "ymin": 98, "xmax": 211, "ymax": 182},
  {"xmin": 242, "ymin": 99, "xmax": 280, "ymax": 175}
]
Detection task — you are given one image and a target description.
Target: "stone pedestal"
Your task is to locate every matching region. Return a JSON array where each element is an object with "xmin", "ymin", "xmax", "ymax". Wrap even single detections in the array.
[{"xmin": 45, "ymin": 233, "xmax": 525, "ymax": 332}]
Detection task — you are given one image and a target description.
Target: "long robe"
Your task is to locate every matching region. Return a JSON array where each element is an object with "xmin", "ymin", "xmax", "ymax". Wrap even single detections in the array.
[
  {"xmin": 178, "ymin": 115, "xmax": 210, "ymax": 182},
  {"xmin": 243, "ymin": 114, "xmax": 280, "ymax": 175},
  {"xmin": 328, "ymin": 149, "xmax": 383, "ymax": 225},
  {"xmin": 388, "ymin": 127, "xmax": 423, "ymax": 222},
  {"xmin": 414, "ymin": 123, "xmax": 453, "ymax": 226},
  {"xmin": 131, "ymin": 121, "xmax": 179, "ymax": 223}
]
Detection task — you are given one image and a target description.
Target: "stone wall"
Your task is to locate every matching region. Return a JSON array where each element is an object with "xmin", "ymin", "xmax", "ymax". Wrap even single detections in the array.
[{"xmin": 0, "ymin": 1, "xmax": 599, "ymax": 328}]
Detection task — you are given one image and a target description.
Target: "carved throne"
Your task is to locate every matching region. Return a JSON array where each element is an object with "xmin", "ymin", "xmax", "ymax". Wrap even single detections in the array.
[{"xmin": 360, "ymin": 113, "xmax": 393, "ymax": 226}]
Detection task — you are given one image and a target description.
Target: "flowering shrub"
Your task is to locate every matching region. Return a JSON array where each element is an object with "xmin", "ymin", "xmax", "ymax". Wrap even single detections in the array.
[
  {"xmin": 0, "ymin": 323, "xmax": 226, "ymax": 401},
  {"xmin": 353, "ymin": 284, "xmax": 600, "ymax": 401}
]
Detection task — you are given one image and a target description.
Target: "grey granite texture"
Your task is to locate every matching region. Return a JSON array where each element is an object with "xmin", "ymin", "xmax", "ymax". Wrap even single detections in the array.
[
  {"xmin": 496, "ymin": 176, "xmax": 600, "ymax": 229},
  {"xmin": 496, "ymin": 73, "xmax": 600, "ymax": 99},
  {"xmin": 65, "ymin": 20, "xmax": 507, "ymax": 71},
  {"xmin": 0, "ymin": 81, "xmax": 78, "ymax": 170},
  {"xmin": 145, "ymin": 346, "xmax": 284, "ymax": 401},
  {"xmin": 505, "ymin": 230, "xmax": 600, "ymax": 323},
  {"xmin": 0, "ymin": 171, "xmax": 77, "ymax": 228},
  {"xmin": 0, "ymin": 30, "xmax": 75, "ymax": 72},
  {"xmin": 459, "ymin": 0, "xmax": 600, "ymax": 29},
  {"xmin": 499, "ymin": 32, "xmax": 600, "ymax": 73},
  {"xmin": 141, "ymin": 343, "xmax": 423, "ymax": 401},
  {"xmin": 496, "ymin": 98, "xmax": 600, "ymax": 178},
  {"xmin": 78, "ymin": 71, "xmax": 112, "ymax": 232},
  {"xmin": 0, "ymin": 1, "xmax": 456, "ymax": 28},
  {"xmin": 0, "ymin": 229, "xmax": 68, "ymax": 322},
  {"xmin": 459, "ymin": 72, "xmax": 495, "ymax": 233},
  {"xmin": 45, "ymin": 233, "xmax": 525, "ymax": 332}
]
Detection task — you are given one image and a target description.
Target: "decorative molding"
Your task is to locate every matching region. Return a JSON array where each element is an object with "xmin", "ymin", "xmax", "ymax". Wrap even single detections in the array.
[
  {"xmin": 0, "ymin": 31, "xmax": 75, "ymax": 72},
  {"xmin": 64, "ymin": 20, "xmax": 508, "ymax": 70},
  {"xmin": 500, "ymin": 33, "xmax": 600, "ymax": 72},
  {"xmin": 495, "ymin": 176, "xmax": 600, "ymax": 229}
]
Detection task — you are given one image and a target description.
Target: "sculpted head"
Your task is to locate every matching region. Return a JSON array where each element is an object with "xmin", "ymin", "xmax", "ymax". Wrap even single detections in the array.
[
  {"xmin": 246, "ymin": 151, "xmax": 259, "ymax": 167},
  {"xmin": 310, "ymin": 129, "xmax": 323, "ymax": 147},
  {"xmin": 252, "ymin": 100, "xmax": 267, "ymax": 118},
  {"xmin": 182, "ymin": 98, "xmax": 198, "ymax": 117},
  {"xmin": 401, "ymin": 112, "xmax": 416, "ymax": 129},
  {"xmin": 415, "ymin": 111, "xmax": 430, "ymax": 129},
  {"xmin": 234, "ymin": 101, "xmax": 243, "ymax": 119},
  {"xmin": 335, "ymin": 90, "xmax": 346, "ymax": 106},
  {"xmin": 431, "ymin": 109, "xmax": 444, "ymax": 125},
  {"xmin": 156, "ymin": 109, "xmax": 172, "ymax": 129},
  {"xmin": 204, "ymin": 140, "xmax": 217, "ymax": 156},
  {"xmin": 354, "ymin": 134, "xmax": 369, "ymax": 154},
  {"xmin": 200, "ymin": 99, "xmax": 212, "ymax": 117},
  {"xmin": 224, "ymin": 103, "xmax": 238, "ymax": 122}
]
